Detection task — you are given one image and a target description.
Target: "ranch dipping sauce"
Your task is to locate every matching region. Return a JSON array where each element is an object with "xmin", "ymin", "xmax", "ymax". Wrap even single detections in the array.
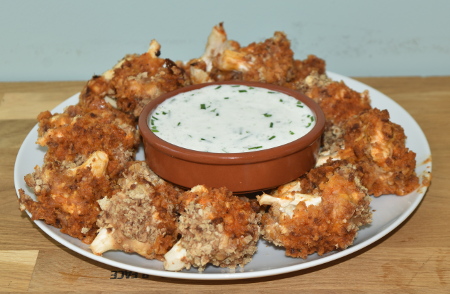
[{"xmin": 149, "ymin": 84, "xmax": 316, "ymax": 153}]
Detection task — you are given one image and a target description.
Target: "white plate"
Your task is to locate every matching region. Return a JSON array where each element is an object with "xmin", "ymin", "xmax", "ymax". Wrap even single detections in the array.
[{"xmin": 14, "ymin": 72, "xmax": 432, "ymax": 280}]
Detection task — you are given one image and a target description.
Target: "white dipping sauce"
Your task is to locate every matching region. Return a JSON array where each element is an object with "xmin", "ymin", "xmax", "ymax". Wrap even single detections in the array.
[{"xmin": 149, "ymin": 84, "xmax": 316, "ymax": 153}]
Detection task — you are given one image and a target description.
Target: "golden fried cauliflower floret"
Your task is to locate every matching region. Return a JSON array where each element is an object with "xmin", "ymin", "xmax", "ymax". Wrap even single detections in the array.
[
  {"xmin": 185, "ymin": 23, "xmax": 240, "ymax": 84},
  {"xmin": 163, "ymin": 185, "xmax": 261, "ymax": 272},
  {"xmin": 36, "ymin": 106, "xmax": 139, "ymax": 179},
  {"xmin": 19, "ymin": 151, "xmax": 111, "ymax": 244},
  {"xmin": 90, "ymin": 161, "xmax": 181, "ymax": 260},
  {"xmin": 257, "ymin": 161, "xmax": 372, "ymax": 258},
  {"xmin": 186, "ymin": 22, "xmax": 326, "ymax": 87},
  {"xmin": 107, "ymin": 40, "xmax": 190, "ymax": 117},
  {"xmin": 297, "ymin": 71, "xmax": 372, "ymax": 126},
  {"xmin": 78, "ymin": 40, "xmax": 190, "ymax": 118},
  {"xmin": 334, "ymin": 108, "xmax": 419, "ymax": 196}
]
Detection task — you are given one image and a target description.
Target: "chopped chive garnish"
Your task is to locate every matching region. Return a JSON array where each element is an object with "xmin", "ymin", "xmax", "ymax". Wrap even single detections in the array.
[
  {"xmin": 239, "ymin": 90, "xmax": 247, "ymax": 93},
  {"xmin": 162, "ymin": 111, "xmax": 168, "ymax": 115},
  {"xmin": 268, "ymin": 136, "xmax": 276, "ymax": 140},
  {"xmin": 215, "ymin": 85, "xmax": 222, "ymax": 89},
  {"xmin": 151, "ymin": 126, "xmax": 159, "ymax": 132},
  {"xmin": 210, "ymin": 108, "xmax": 217, "ymax": 112},
  {"xmin": 200, "ymin": 104, "xmax": 206, "ymax": 109},
  {"xmin": 177, "ymin": 122, "xmax": 181, "ymax": 126},
  {"xmin": 248, "ymin": 146, "xmax": 263, "ymax": 150},
  {"xmin": 150, "ymin": 119, "xmax": 155, "ymax": 125},
  {"xmin": 290, "ymin": 131, "xmax": 295, "ymax": 135},
  {"xmin": 270, "ymin": 122, "xmax": 274, "ymax": 128},
  {"xmin": 279, "ymin": 99, "xmax": 284, "ymax": 102},
  {"xmin": 306, "ymin": 122, "xmax": 312, "ymax": 128},
  {"xmin": 249, "ymin": 87, "xmax": 254, "ymax": 89},
  {"xmin": 224, "ymin": 97, "xmax": 229, "ymax": 99},
  {"xmin": 263, "ymin": 113, "xmax": 272, "ymax": 117},
  {"xmin": 231, "ymin": 85, "xmax": 240, "ymax": 87},
  {"xmin": 216, "ymin": 113, "xmax": 219, "ymax": 116},
  {"xmin": 151, "ymin": 116, "xmax": 159, "ymax": 120},
  {"xmin": 268, "ymin": 91, "xmax": 276, "ymax": 94},
  {"xmin": 297, "ymin": 101, "xmax": 304, "ymax": 108}
]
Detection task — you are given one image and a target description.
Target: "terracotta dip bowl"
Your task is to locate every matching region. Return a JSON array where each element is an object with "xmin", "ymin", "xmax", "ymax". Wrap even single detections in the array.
[{"xmin": 138, "ymin": 81, "xmax": 325, "ymax": 193}]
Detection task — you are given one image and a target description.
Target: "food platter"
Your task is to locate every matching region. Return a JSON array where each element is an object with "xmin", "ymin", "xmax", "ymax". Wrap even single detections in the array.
[{"xmin": 14, "ymin": 72, "xmax": 432, "ymax": 280}]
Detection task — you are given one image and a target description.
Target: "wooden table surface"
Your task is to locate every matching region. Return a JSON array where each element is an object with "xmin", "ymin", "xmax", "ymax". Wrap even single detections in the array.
[{"xmin": 1, "ymin": 77, "xmax": 449, "ymax": 293}]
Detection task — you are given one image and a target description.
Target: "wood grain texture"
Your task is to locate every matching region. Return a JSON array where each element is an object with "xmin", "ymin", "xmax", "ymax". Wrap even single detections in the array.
[{"xmin": 1, "ymin": 78, "xmax": 449, "ymax": 293}]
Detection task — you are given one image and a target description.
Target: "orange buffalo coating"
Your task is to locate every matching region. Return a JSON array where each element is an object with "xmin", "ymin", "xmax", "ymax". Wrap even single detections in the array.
[
  {"xmin": 258, "ymin": 161, "xmax": 372, "ymax": 258},
  {"xmin": 79, "ymin": 40, "xmax": 190, "ymax": 118},
  {"xmin": 19, "ymin": 100, "xmax": 139, "ymax": 243},
  {"xmin": 336, "ymin": 108, "xmax": 419, "ymax": 196},
  {"xmin": 163, "ymin": 185, "xmax": 260, "ymax": 271},
  {"xmin": 185, "ymin": 23, "xmax": 325, "ymax": 86}
]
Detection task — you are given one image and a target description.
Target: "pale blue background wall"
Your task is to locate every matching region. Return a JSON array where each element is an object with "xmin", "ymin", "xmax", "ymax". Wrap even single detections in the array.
[{"xmin": 1, "ymin": 0, "xmax": 449, "ymax": 81}]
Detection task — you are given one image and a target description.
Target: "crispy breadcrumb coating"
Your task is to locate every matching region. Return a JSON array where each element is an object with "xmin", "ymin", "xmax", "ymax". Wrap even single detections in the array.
[
  {"xmin": 19, "ymin": 151, "xmax": 111, "ymax": 243},
  {"xmin": 336, "ymin": 108, "xmax": 419, "ymax": 196},
  {"xmin": 186, "ymin": 23, "xmax": 325, "ymax": 87},
  {"xmin": 78, "ymin": 40, "xmax": 190, "ymax": 118},
  {"xmin": 107, "ymin": 40, "xmax": 191, "ymax": 117},
  {"xmin": 258, "ymin": 161, "xmax": 372, "ymax": 258},
  {"xmin": 164, "ymin": 185, "xmax": 260, "ymax": 272},
  {"xmin": 91, "ymin": 161, "xmax": 181, "ymax": 260},
  {"xmin": 19, "ymin": 99, "xmax": 140, "ymax": 244},
  {"xmin": 298, "ymin": 72, "xmax": 372, "ymax": 126},
  {"xmin": 35, "ymin": 106, "xmax": 139, "ymax": 179}
]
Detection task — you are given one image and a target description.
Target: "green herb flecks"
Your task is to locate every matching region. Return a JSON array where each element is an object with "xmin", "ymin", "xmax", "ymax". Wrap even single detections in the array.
[
  {"xmin": 200, "ymin": 104, "xmax": 206, "ymax": 110},
  {"xmin": 270, "ymin": 122, "xmax": 274, "ymax": 128},
  {"xmin": 239, "ymin": 90, "xmax": 247, "ymax": 93},
  {"xmin": 215, "ymin": 85, "xmax": 222, "ymax": 89},
  {"xmin": 263, "ymin": 113, "xmax": 272, "ymax": 117},
  {"xmin": 248, "ymin": 146, "xmax": 263, "ymax": 150},
  {"xmin": 296, "ymin": 101, "xmax": 304, "ymax": 108},
  {"xmin": 289, "ymin": 131, "xmax": 295, "ymax": 135},
  {"xmin": 268, "ymin": 136, "xmax": 276, "ymax": 140}
]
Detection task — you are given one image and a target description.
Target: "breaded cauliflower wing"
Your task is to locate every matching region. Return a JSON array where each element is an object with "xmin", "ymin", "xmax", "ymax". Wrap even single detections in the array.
[
  {"xmin": 298, "ymin": 71, "xmax": 372, "ymax": 126},
  {"xmin": 257, "ymin": 161, "xmax": 372, "ymax": 258},
  {"xmin": 19, "ymin": 151, "xmax": 111, "ymax": 244},
  {"xmin": 335, "ymin": 108, "xmax": 419, "ymax": 196},
  {"xmin": 90, "ymin": 161, "xmax": 181, "ymax": 260},
  {"xmin": 164, "ymin": 185, "xmax": 260, "ymax": 272}
]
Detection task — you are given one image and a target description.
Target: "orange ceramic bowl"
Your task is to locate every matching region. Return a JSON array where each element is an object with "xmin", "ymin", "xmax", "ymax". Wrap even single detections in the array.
[{"xmin": 138, "ymin": 81, "xmax": 325, "ymax": 193}]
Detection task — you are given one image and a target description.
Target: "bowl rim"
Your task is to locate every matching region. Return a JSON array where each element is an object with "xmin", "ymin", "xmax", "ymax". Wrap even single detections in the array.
[{"xmin": 138, "ymin": 81, "xmax": 325, "ymax": 165}]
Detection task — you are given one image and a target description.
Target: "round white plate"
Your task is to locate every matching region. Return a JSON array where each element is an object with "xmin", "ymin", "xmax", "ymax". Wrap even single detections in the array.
[{"xmin": 14, "ymin": 72, "xmax": 432, "ymax": 280}]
